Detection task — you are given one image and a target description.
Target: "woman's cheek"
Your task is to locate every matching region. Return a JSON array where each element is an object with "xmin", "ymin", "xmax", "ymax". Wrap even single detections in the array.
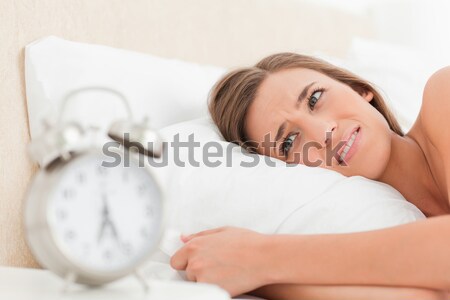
[
  {"xmin": 301, "ymin": 144, "xmax": 323, "ymax": 167},
  {"xmin": 307, "ymin": 153, "xmax": 323, "ymax": 167},
  {"xmin": 294, "ymin": 137, "xmax": 305, "ymax": 164}
]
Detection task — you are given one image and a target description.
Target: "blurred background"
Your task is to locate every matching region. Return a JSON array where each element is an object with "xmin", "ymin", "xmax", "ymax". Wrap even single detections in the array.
[{"xmin": 311, "ymin": 0, "xmax": 450, "ymax": 63}]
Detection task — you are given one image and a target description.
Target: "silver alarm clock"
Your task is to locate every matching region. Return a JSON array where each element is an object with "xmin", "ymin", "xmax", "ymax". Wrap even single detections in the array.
[{"xmin": 25, "ymin": 87, "xmax": 165, "ymax": 286}]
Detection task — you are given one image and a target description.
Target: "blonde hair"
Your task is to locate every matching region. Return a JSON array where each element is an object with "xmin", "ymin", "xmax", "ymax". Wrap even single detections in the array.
[{"xmin": 208, "ymin": 52, "xmax": 403, "ymax": 153}]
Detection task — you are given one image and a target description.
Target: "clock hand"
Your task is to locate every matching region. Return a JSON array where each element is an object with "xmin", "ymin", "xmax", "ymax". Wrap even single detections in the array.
[
  {"xmin": 107, "ymin": 219, "xmax": 121, "ymax": 245},
  {"xmin": 98, "ymin": 193, "xmax": 122, "ymax": 245},
  {"xmin": 97, "ymin": 194, "xmax": 109, "ymax": 243},
  {"xmin": 97, "ymin": 219, "xmax": 108, "ymax": 243},
  {"xmin": 103, "ymin": 194, "xmax": 110, "ymax": 218}
]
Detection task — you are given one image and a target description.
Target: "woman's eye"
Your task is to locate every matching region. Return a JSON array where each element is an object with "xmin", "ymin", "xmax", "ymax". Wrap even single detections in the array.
[
  {"xmin": 308, "ymin": 89, "xmax": 324, "ymax": 110},
  {"xmin": 281, "ymin": 133, "xmax": 298, "ymax": 156}
]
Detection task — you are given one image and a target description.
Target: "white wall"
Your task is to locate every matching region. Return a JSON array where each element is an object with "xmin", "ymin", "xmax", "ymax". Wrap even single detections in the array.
[
  {"xmin": 371, "ymin": 0, "xmax": 450, "ymax": 64},
  {"xmin": 306, "ymin": 0, "xmax": 450, "ymax": 64}
]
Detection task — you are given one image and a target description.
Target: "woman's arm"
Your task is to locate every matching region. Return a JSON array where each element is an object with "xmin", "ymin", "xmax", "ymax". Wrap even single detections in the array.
[
  {"xmin": 251, "ymin": 283, "xmax": 447, "ymax": 300},
  {"xmin": 420, "ymin": 66, "xmax": 450, "ymax": 203},
  {"xmin": 265, "ymin": 216, "xmax": 450, "ymax": 289},
  {"xmin": 171, "ymin": 217, "xmax": 450, "ymax": 296}
]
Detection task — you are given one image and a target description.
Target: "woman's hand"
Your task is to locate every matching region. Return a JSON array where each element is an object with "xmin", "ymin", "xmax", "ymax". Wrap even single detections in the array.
[{"xmin": 170, "ymin": 226, "xmax": 270, "ymax": 297}]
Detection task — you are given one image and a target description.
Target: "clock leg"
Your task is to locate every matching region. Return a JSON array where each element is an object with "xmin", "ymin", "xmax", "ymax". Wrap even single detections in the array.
[
  {"xmin": 61, "ymin": 272, "xmax": 77, "ymax": 294},
  {"xmin": 134, "ymin": 269, "xmax": 150, "ymax": 293}
]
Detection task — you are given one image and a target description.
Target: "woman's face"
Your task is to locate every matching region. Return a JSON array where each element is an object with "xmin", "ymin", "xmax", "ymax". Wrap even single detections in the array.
[{"xmin": 245, "ymin": 68, "xmax": 393, "ymax": 179}]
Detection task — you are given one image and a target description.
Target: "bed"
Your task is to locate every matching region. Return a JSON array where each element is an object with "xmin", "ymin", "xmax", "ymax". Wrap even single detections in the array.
[{"xmin": 5, "ymin": 2, "xmax": 447, "ymax": 300}]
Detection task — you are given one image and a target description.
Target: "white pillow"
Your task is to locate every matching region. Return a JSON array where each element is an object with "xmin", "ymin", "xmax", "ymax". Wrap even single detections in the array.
[
  {"xmin": 25, "ymin": 36, "xmax": 226, "ymax": 138},
  {"xmin": 154, "ymin": 117, "xmax": 425, "ymax": 238}
]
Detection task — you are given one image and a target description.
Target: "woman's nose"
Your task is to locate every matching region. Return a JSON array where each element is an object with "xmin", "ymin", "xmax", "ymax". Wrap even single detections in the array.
[{"xmin": 302, "ymin": 117, "xmax": 337, "ymax": 148}]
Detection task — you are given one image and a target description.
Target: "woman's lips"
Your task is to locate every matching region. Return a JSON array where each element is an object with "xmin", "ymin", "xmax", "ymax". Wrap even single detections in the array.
[{"xmin": 337, "ymin": 126, "xmax": 361, "ymax": 165}]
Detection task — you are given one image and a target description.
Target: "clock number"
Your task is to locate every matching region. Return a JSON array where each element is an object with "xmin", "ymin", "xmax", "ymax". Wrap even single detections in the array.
[
  {"xmin": 97, "ymin": 166, "xmax": 107, "ymax": 176},
  {"xmin": 56, "ymin": 209, "xmax": 68, "ymax": 221},
  {"xmin": 145, "ymin": 205, "xmax": 154, "ymax": 217},
  {"xmin": 77, "ymin": 172, "xmax": 86, "ymax": 184},
  {"xmin": 121, "ymin": 242, "xmax": 133, "ymax": 256},
  {"xmin": 138, "ymin": 183, "xmax": 147, "ymax": 196},
  {"xmin": 63, "ymin": 188, "xmax": 75, "ymax": 200},
  {"xmin": 64, "ymin": 230, "xmax": 76, "ymax": 241},
  {"xmin": 140, "ymin": 227, "xmax": 150, "ymax": 239}
]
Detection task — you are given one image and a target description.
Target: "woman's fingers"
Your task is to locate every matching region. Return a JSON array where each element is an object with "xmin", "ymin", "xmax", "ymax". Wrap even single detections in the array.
[
  {"xmin": 170, "ymin": 227, "xmax": 267, "ymax": 295},
  {"xmin": 185, "ymin": 266, "xmax": 197, "ymax": 282},
  {"xmin": 181, "ymin": 226, "xmax": 228, "ymax": 243},
  {"xmin": 172, "ymin": 229, "xmax": 220, "ymax": 271},
  {"xmin": 170, "ymin": 244, "xmax": 189, "ymax": 270}
]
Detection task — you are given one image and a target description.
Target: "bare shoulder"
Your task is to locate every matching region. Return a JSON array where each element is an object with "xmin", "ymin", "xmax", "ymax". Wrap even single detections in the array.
[{"xmin": 419, "ymin": 66, "xmax": 450, "ymax": 153}]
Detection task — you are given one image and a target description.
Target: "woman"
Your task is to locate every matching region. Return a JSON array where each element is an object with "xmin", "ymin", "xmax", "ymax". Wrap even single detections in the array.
[{"xmin": 170, "ymin": 53, "xmax": 450, "ymax": 299}]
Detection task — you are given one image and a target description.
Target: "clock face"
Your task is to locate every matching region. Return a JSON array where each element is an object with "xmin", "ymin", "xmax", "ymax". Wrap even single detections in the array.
[{"xmin": 47, "ymin": 152, "xmax": 162, "ymax": 272}]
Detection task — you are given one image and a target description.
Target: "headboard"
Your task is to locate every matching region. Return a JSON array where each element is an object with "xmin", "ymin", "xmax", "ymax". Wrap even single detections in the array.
[{"xmin": 0, "ymin": 0, "xmax": 374, "ymax": 267}]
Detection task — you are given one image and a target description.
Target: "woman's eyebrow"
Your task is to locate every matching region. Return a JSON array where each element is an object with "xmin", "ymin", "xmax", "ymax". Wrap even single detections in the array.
[
  {"xmin": 295, "ymin": 81, "xmax": 316, "ymax": 109},
  {"xmin": 274, "ymin": 81, "xmax": 316, "ymax": 144}
]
